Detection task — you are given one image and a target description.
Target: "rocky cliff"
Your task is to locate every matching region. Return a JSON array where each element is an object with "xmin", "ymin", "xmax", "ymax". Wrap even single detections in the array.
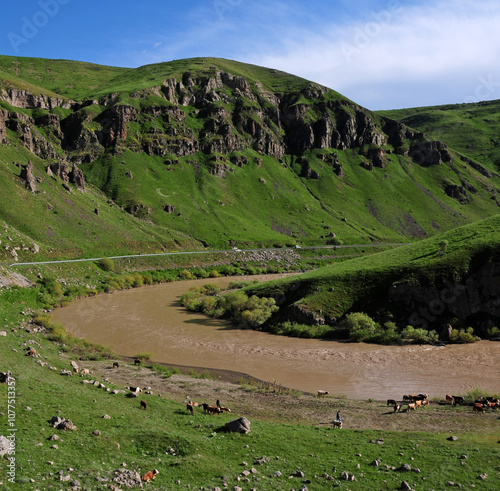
[
  {"xmin": 0, "ymin": 67, "xmax": 454, "ymax": 169},
  {"xmin": 388, "ymin": 258, "xmax": 500, "ymax": 336}
]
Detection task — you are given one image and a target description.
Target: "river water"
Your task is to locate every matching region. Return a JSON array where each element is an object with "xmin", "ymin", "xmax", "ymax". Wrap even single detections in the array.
[{"xmin": 52, "ymin": 276, "xmax": 500, "ymax": 399}]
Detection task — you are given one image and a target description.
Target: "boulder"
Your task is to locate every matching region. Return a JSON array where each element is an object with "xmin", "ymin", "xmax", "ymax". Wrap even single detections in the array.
[
  {"xmin": 225, "ymin": 417, "xmax": 251, "ymax": 434},
  {"xmin": 49, "ymin": 416, "xmax": 77, "ymax": 431},
  {"xmin": 0, "ymin": 435, "xmax": 12, "ymax": 457},
  {"xmin": 113, "ymin": 468, "xmax": 143, "ymax": 489}
]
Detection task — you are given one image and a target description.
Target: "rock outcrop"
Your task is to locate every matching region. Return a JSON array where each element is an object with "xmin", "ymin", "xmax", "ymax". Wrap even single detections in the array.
[
  {"xmin": 20, "ymin": 160, "xmax": 38, "ymax": 193},
  {"xmin": 0, "ymin": 88, "xmax": 72, "ymax": 110},
  {"xmin": 0, "ymin": 68, "xmax": 435, "ymax": 168},
  {"xmin": 0, "ymin": 109, "xmax": 7, "ymax": 144}
]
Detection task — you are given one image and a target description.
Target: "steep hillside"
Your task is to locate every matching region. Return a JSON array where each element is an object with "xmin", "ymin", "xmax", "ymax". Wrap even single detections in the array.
[
  {"xmin": 1, "ymin": 55, "xmax": 500, "ymax": 262},
  {"xmin": 244, "ymin": 215, "xmax": 500, "ymax": 338},
  {"xmin": 379, "ymin": 100, "xmax": 500, "ymax": 173}
]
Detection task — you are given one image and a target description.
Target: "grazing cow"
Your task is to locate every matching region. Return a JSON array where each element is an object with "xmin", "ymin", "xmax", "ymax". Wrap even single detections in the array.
[
  {"xmin": 142, "ymin": 469, "xmax": 158, "ymax": 482},
  {"xmin": 26, "ymin": 348, "xmax": 38, "ymax": 357},
  {"xmin": 473, "ymin": 403, "xmax": 485, "ymax": 414},
  {"xmin": 420, "ymin": 400, "xmax": 429, "ymax": 407},
  {"xmin": 317, "ymin": 390, "xmax": 329, "ymax": 397},
  {"xmin": 445, "ymin": 394, "xmax": 455, "ymax": 405},
  {"xmin": 409, "ymin": 394, "xmax": 426, "ymax": 402},
  {"xmin": 393, "ymin": 404, "xmax": 402, "ymax": 413},
  {"xmin": 415, "ymin": 400, "xmax": 423, "ymax": 408},
  {"xmin": 451, "ymin": 396, "xmax": 464, "ymax": 405},
  {"xmin": 140, "ymin": 400, "xmax": 147, "ymax": 410},
  {"xmin": 201, "ymin": 403, "xmax": 221, "ymax": 414},
  {"xmin": 387, "ymin": 399, "xmax": 397, "ymax": 406},
  {"xmin": 219, "ymin": 406, "xmax": 231, "ymax": 413},
  {"xmin": 112, "ymin": 362, "xmax": 120, "ymax": 368},
  {"xmin": 332, "ymin": 419, "xmax": 343, "ymax": 429},
  {"xmin": 186, "ymin": 403, "xmax": 194, "ymax": 415},
  {"xmin": 407, "ymin": 403, "xmax": 416, "ymax": 412}
]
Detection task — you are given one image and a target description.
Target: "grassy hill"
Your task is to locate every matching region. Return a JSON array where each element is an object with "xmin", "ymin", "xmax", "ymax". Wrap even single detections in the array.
[
  {"xmin": 1, "ymin": 55, "xmax": 500, "ymax": 263},
  {"xmin": 242, "ymin": 215, "xmax": 500, "ymax": 338},
  {"xmin": 378, "ymin": 99, "xmax": 500, "ymax": 173}
]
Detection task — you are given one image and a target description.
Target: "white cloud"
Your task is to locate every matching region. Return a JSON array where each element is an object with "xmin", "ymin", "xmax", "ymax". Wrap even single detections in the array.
[{"xmin": 242, "ymin": 0, "xmax": 500, "ymax": 109}]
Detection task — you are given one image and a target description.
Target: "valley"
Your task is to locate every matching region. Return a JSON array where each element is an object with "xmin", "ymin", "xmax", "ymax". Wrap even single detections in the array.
[{"xmin": 1, "ymin": 55, "xmax": 499, "ymax": 490}]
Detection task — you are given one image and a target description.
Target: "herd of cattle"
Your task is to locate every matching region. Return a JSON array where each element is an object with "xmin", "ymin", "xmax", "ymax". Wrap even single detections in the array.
[
  {"xmin": 185, "ymin": 400, "xmax": 232, "ymax": 415},
  {"xmin": 385, "ymin": 393, "xmax": 500, "ymax": 413}
]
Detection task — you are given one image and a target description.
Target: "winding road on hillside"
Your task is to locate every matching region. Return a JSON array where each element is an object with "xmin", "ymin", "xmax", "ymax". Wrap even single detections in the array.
[{"xmin": 8, "ymin": 243, "xmax": 408, "ymax": 267}]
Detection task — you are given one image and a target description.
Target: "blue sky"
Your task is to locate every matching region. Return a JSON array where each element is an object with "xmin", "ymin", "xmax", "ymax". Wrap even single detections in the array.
[{"xmin": 1, "ymin": 0, "xmax": 499, "ymax": 110}]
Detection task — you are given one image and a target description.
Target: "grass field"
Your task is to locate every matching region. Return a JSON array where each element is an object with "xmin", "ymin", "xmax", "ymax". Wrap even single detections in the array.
[{"xmin": 0, "ymin": 289, "xmax": 499, "ymax": 490}]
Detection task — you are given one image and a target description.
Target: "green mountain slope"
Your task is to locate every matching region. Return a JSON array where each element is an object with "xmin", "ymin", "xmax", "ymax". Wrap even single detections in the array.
[
  {"xmin": 245, "ymin": 215, "xmax": 500, "ymax": 336},
  {"xmin": 378, "ymin": 99, "xmax": 500, "ymax": 173},
  {"xmin": 1, "ymin": 55, "xmax": 500, "ymax": 262}
]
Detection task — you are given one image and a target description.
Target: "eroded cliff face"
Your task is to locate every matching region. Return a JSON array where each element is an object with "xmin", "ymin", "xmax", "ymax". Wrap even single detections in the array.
[
  {"xmin": 0, "ymin": 69, "xmax": 441, "ymax": 168},
  {"xmin": 2, "ymin": 66, "xmax": 495, "ymax": 218},
  {"xmin": 388, "ymin": 259, "xmax": 500, "ymax": 336}
]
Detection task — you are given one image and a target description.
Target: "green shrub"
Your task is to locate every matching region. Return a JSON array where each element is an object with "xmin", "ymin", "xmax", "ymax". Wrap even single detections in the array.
[
  {"xmin": 135, "ymin": 352, "xmax": 152, "ymax": 362},
  {"xmin": 486, "ymin": 326, "xmax": 499, "ymax": 338},
  {"xmin": 449, "ymin": 327, "xmax": 477, "ymax": 343},
  {"xmin": 98, "ymin": 257, "xmax": 115, "ymax": 272},
  {"xmin": 401, "ymin": 325, "xmax": 439, "ymax": 344},
  {"xmin": 339, "ymin": 312, "xmax": 380, "ymax": 342},
  {"xmin": 463, "ymin": 387, "xmax": 494, "ymax": 404}
]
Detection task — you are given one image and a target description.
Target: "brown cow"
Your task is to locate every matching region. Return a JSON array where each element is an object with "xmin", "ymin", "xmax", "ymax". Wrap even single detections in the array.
[
  {"xmin": 140, "ymin": 400, "xmax": 147, "ymax": 410},
  {"xmin": 451, "ymin": 396, "xmax": 464, "ymax": 405},
  {"xmin": 473, "ymin": 403, "xmax": 485, "ymax": 414},
  {"xmin": 202, "ymin": 403, "xmax": 221, "ymax": 414},
  {"xmin": 142, "ymin": 469, "xmax": 158, "ymax": 482},
  {"xmin": 445, "ymin": 394, "xmax": 455, "ymax": 405},
  {"xmin": 407, "ymin": 403, "xmax": 416, "ymax": 412}
]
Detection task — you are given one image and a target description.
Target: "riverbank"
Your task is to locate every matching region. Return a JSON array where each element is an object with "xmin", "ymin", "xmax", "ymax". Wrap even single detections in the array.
[
  {"xmin": 76, "ymin": 357, "xmax": 500, "ymax": 434},
  {"xmin": 52, "ymin": 276, "xmax": 500, "ymax": 399}
]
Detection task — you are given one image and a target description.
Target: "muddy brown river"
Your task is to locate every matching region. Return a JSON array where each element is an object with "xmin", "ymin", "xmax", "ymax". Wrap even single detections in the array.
[{"xmin": 52, "ymin": 276, "xmax": 500, "ymax": 399}]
